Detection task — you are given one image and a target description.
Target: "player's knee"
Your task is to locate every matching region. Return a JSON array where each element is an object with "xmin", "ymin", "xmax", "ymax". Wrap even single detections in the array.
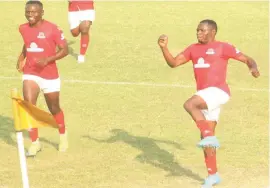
[
  {"xmin": 48, "ymin": 104, "xmax": 61, "ymax": 115},
  {"xmin": 80, "ymin": 22, "xmax": 91, "ymax": 34},
  {"xmin": 70, "ymin": 28, "xmax": 80, "ymax": 37},
  {"xmin": 23, "ymin": 92, "xmax": 38, "ymax": 104},
  {"xmin": 71, "ymin": 31, "xmax": 80, "ymax": 37},
  {"xmin": 183, "ymin": 101, "xmax": 194, "ymax": 112},
  {"xmin": 80, "ymin": 27, "xmax": 90, "ymax": 35}
]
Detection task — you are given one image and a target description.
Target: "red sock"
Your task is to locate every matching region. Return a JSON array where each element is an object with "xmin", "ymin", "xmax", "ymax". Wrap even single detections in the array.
[
  {"xmin": 28, "ymin": 128, "xmax": 38, "ymax": 142},
  {"xmin": 196, "ymin": 120, "xmax": 213, "ymax": 138},
  {"xmin": 205, "ymin": 152, "xmax": 217, "ymax": 175},
  {"xmin": 53, "ymin": 110, "xmax": 66, "ymax": 134},
  {"xmin": 80, "ymin": 34, "xmax": 89, "ymax": 55}
]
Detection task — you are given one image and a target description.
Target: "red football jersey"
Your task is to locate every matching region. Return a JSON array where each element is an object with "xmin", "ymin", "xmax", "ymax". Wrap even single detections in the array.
[
  {"xmin": 181, "ymin": 41, "xmax": 242, "ymax": 95},
  {"xmin": 68, "ymin": 0, "xmax": 94, "ymax": 11},
  {"xmin": 19, "ymin": 20, "xmax": 67, "ymax": 79}
]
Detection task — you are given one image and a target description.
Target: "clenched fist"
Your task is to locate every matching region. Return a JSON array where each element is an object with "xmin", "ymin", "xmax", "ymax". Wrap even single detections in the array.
[{"xmin": 158, "ymin": 34, "xmax": 168, "ymax": 48}]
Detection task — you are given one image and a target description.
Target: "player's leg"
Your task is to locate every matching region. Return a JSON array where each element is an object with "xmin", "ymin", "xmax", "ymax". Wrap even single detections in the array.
[
  {"xmin": 44, "ymin": 91, "xmax": 65, "ymax": 133},
  {"xmin": 23, "ymin": 79, "xmax": 40, "ymax": 142},
  {"xmin": 201, "ymin": 113, "xmax": 221, "ymax": 187},
  {"xmin": 43, "ymin": 78, "xmax": 68, "ymax": 151},
  {"xmin": 77, "ymin": 9, "xmax": 95, "ymax": 63},
  {"xmin": 202, "ymin": 121, "xmax": 217, "ymax": 171},
  {"xmin": 183, "ymin": 95, "xmax": 216, "ymax": 139},
  {"xmin": 183, "ymin": 94, "xmax": 221, "ymax": 186},
  {"xmin": 22, "ymin": 75, "xmax": 42, "ymax": 156},
  {"xmin": 189, "ymin": 87, "xmax": 229, "ymax": 187},
  {"xmin": 202, "ymin": 121, "xmax": 218, "ymax": 173},
  {"xmin": 69, "ymin": 11, "xmax": 81, "ymax": 37},
  {"xmin": 70, "ymin": 27, "xmax": 80, "ymax": 37},
  {"xmin": 77, "ymin": 20, "xmax": 92, "ymax": 63},
  {"xmin": 184, "ymin": 87, "xmax": 229, "ymax": 148}
]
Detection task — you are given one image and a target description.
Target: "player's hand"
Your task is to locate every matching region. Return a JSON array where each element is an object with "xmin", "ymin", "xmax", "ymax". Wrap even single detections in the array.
[
  {"xmin": 37, "ymin": 58, "xmax": 49, "ymax": 67},
  {"xmin": 158, "ymin": 34, "xmax": 168, "ymax": 48},
  {"xmin": 250, "ymin": 68, "xmax": 260, "ymax": 78},
  {"xmin": 16, "ymin": 60, "xmax": 25, "ymax": 73}
]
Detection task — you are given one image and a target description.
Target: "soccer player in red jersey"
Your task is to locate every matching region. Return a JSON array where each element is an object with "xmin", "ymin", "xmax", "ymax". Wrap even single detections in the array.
[
  {"xmin": 17, "ymin": 1, "xmax": 69, "ymax": 156},
  {"xmin": 158, "ymin": 19, "xmax": 260, "ymax": 187},
  {"xmin": 68, "ymin": 0, "xmax": 95, "ymax": 63}
]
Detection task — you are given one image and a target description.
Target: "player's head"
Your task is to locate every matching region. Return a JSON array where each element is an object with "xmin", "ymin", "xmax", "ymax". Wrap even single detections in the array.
[
  {"xmin": 25, "ymin": 1, "xmax": 44, "ymax": 26},
  {"xmin": 196, "ymin": 19, "xmax": 217, "ymax": 44}
]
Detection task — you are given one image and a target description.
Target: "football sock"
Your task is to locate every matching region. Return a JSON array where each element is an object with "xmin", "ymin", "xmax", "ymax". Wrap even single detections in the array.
[
  {"xmin": 80, "ymin": 34, "xmax": 89, "ymax": 55},
  {"xmin": 196, "ymin": 120, "xmax": 214, "ymax": 138},
  {"xmin": 29, "ymin": 128, "xmax": 38, "ymax": 142},
  {"xmin": 205, "ymin": 151, "xmax": 217, "ymax": 175},
  {"xmin": 53, "ymin": 110, "xmax": 66, "ymax": 134}
]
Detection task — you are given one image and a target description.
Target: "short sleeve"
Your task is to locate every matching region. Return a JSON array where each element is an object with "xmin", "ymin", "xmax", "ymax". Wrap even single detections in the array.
[
  {"xmin": 19, "ymin": 25, "xmax": 24, "ymax": 36},
  {"xmin": 223, "ymin": 43, "xmax": 242, "ymax": 59},
  {"xmin": 19, "ymin": 25, "xmax": 22, "ymax": 34},
  {"xmin": 18, "ymin": 25, "xmax": 26, "ymax": 43},
  {"xmin": 52, "ymin": 26, "xmax": 67, "ymax": 46},
  {"xmin": 180, "ymin": 45, "xmax": 193, "ymax": 62}
]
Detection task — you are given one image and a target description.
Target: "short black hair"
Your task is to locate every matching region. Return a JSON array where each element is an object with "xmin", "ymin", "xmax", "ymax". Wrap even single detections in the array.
[
  {"xmin": 26, "ymin": 0, "xmax": 43, "ymax": 8},
  {"xmin": 200, "ymin": 19, "xmax": 218, "ymax": 32}
]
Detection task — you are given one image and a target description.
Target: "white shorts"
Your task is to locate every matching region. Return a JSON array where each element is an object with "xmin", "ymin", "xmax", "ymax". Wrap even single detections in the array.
[
  {"xmin": 22, "ymin": 74, "xmax": 61, "ymax": 94},
  {"xmin": 68, "ymin": 9, "xmax": 95, "ymax": 30},
  {"xmin": 195, "ymin": 87, "xmax": 230, "ymax": 122}
]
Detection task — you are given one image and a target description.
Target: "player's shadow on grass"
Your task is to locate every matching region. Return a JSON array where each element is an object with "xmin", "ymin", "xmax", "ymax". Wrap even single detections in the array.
[
  {"xmin": 0, "ymin": 115, "xmax": 17, "ymax": 146},
  {"xmin": 83, "ymin": 129, "xmax": 203, "ymax": 182},
  {"xmin": 0, "ymin": 115, "xmax": 59, "ymax": 151},
  {"xmin": 39, "ymin": 137, "xmax": 58, "ymax": 150},
  {"xmin": 67, "ymin": 40, "xmax": 78, "ymax": 60}
]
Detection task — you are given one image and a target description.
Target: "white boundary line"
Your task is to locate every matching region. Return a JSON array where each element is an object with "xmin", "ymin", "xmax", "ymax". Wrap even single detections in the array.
[{"xmin": 0, "ymin": 76, "xmax": 268, "ymax": 92}]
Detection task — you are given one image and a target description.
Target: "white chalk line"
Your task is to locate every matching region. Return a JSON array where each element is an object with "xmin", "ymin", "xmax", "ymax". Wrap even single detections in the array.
[{"xmin": 0, "ymin": 76, "xmax": 268, "ymax": 92}]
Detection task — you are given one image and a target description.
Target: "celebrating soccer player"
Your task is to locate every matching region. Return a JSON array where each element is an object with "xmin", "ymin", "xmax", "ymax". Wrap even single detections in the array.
[
  {"xmin": 17, "ymin": 1, "xmax": 69, "ymax": 156},
  {"xmin": 68, "ymin": 0, "xmax": 95, "ymax": 63},
  {"xmin": 158, "ymin": 19, "xmax": 260, "ymax": 187}
]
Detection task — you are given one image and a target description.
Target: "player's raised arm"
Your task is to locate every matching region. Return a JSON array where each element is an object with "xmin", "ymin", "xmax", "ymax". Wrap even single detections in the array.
[
  {"xmin": 223, "ymin": 43, "xmax": 260, "ymax": 78},
  {"xmin": 158, "ymin": 34, "xmax": 189, "ymax": 68},
  {"xmin": 16, "ymin": 44, "xmax": 26, "ymax": 72},
  {"xmin": 235, "ymin": 54, "xmax": 260, "ymax": 78}
]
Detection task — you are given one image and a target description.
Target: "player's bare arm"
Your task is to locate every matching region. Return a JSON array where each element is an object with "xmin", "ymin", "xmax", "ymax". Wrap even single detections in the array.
[
  {"xmin": 158, "ymin": 35, "xmax": 188, "ymax": 68},
  {"xmin": 235, "ymin": 54, "xmax": 260, "ymax": 78},
  {"xmin": 16, "ymin": 45, "xmax": 26, "ymax": 72},
  {"xmin": 37, "ymin": 44, "xmax": 69, "ymax": 66}
]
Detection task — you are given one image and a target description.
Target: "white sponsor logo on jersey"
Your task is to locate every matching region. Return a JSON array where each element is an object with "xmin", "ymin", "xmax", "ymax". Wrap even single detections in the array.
[
  {"xmin": 206, "ymin": 48, "xmax": 215, "ymax": 55},
  {"xmin": 26, "ymin": 42, "xmax": 44, "ymax": 52},
  {"xmin": 194, "ymin": 57, "xmax": 210, "ymax": 68},
  {"xmin": 37, "ymin": 32, "xmax": 46, "ymax": 39}
]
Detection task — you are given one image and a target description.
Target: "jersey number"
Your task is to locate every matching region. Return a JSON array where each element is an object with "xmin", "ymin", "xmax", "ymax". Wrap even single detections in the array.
[{"xmin": 194, "ymin": 57, "xmax": 210, "ymax": 68}]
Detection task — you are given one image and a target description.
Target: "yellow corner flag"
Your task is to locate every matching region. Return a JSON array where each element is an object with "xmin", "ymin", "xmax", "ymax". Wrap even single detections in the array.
[
  {"xmin": 11, "ymin": 88, "xmax": 59, "ymax": 131},
  {"xmin": 11, "ymin": 88, "xmax": 59, "ymax": 188}
]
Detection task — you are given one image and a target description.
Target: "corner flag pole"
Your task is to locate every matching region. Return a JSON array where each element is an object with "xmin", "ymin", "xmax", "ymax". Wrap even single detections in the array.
[{"xmin": 11, "ymin": 88, "xmax": 30, "ymax": 188}]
